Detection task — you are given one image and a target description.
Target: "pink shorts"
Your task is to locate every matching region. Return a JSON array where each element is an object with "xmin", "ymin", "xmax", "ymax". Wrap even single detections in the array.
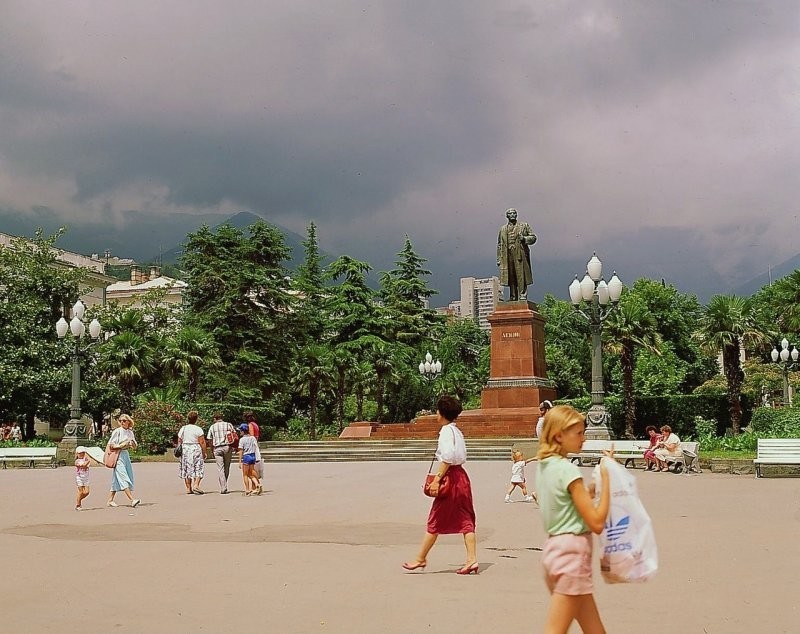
[{"xmin": 541, "ymin": 533, "xmax": 594, "ymax": 596}]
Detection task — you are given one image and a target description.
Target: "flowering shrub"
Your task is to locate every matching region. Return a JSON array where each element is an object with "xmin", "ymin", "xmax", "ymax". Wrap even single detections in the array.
[{"xmin": 131, "ymin": 402, "xmax": 186, "ymax": 454}]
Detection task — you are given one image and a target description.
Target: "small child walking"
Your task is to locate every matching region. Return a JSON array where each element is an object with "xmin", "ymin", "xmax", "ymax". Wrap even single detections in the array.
[
  {"xmin": 505, "ymin": 449, "xmax": 537, "ymax": 503},
  {"xmin": 536, "ymin": 405, "xmax": 613, "ymax": 634},
  {"xmin": 74, "ymin": 446, "xmax": 100, "ymax": 510}
]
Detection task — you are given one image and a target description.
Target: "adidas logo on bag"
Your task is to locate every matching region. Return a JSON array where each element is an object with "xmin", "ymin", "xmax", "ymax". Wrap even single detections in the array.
[{"xmin": 604, "ymin": 515, "xmax": 633, "ymax": 553}]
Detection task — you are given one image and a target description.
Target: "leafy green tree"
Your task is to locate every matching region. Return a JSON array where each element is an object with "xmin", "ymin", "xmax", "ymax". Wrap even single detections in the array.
[
  {"xmin": 437, "ymin": 318, "xmax": 489, "ymax": 403},
  {"xmin": 694, "ymin": 295, "xmax": 767, "ymax": 434},
  {"xmin": 632, "ymin": 343, "xmax": 687, "ymax": 397},
  {"xmin": 539, "ymin": 294, "xmax": 591, "ymax": 398},
  {"xmin": 0, "ymin": 230, "xmax": 86, "ymax": 436},
  {"xmin": 627, "ymin": 279, "xmax": 715, "ymax": 392},
  {"xmin": 604, "ymin": 295, "xmax": 662, "ymax": 438},
  {"xmin": 753, "ymin": 270, "xmax": 800, "ymax": 334},
  {"xmin": 181, "ymin": 221, "xmax": 294, "ymax": 401}
]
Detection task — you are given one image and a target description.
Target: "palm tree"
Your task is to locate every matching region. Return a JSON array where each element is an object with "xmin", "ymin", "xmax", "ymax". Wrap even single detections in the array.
[
  {"xmin": 328, "ymin": 345, "xmax": 352, "ymax": 432},
  {"xmin": 350, "ymin": 360, "xmax": 374, "ymax": 421},
  {"xmin": 604, "ymin": 297, "xmax": 662, "ymax": 438},
  {"xmin": 98, "ymin": 331, "xmax": 157, "ymax": 410},
  {"xmin": 694, "ymin": 295, "xmax": 767, "ymax": 434},
  {"xmin": 161, "ymin": 326, "xmax": 222, "ymax": 400},
  {"xmin": 291, "ymin": 344, "xmax": 335, "ymax": 440}
]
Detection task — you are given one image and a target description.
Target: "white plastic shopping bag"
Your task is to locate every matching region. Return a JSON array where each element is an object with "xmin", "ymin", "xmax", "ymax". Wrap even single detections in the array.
[{"xmin": 593, "ymin": 457, "xmax": 658, "ymax": 583}]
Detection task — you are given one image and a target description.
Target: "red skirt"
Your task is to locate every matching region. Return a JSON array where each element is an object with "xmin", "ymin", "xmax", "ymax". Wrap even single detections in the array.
[{"xmin": 426, "ymin": 465, "xmax": 476, "ymax": 535}]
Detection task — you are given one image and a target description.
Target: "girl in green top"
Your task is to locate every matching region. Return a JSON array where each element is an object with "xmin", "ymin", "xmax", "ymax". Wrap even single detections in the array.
[{"xmin": 536, "ymin": 405, "xmax": 613, "ymax": 634}]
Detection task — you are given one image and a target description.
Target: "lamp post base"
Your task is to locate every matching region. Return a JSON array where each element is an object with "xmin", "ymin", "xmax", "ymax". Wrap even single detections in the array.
[
  {"xmin": 585, "ymin": 404, "xmax": 613, "ymax": 440},
  {"xmin": 58, "ymin": 417, "xmax": 91, "ymax": 465}
]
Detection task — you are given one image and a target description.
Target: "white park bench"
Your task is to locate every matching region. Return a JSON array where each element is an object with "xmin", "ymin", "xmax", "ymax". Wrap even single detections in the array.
[
  {"xmin": 569, "ymin": 440, "xmax": 648, "ymax": 468},
  {"xmin": 663, "ymin": 441, "xmax": 702, "ymax": 475},
  {"xmin": 0, "ymin": 447, "xmax": 58, "ymax": 469},
  {"xmin": 754, "ymin": 438, "xmax": 800, "ymax": 478}
]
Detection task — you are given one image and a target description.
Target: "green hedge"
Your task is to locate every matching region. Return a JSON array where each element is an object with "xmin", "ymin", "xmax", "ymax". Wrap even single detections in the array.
[
  {"xmin": 0, "ymin": 436, "xmax": 56, "ymax": 448},
  {"xmin": 558, "ymin": 394, "xmax": 754, "ymax": 438}
]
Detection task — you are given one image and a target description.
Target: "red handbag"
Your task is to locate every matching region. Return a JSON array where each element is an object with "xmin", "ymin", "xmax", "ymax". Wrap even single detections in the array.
[
  {"xmin": 423, "ymin": 431, "xmax": 453, "ymax": 498},
  {"xmin": 424, "ymin": 471, "xmax": 450, "ymax": 497},
  {"xmin": 103, "ymin": 442, "xmax": 120, "ymax": 468}
]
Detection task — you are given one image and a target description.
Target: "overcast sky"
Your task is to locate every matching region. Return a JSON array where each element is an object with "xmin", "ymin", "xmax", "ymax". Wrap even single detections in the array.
[{"xmin": 1, "ymin": 1, "xmax": 799, "ymax": 303}]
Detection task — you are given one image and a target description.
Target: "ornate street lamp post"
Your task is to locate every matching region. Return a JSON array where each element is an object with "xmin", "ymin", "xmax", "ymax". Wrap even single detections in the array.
[
  {"xmin": 770, "ymin": 338, "xmax": 799, "ymax": 406},
  {"xmin": 568, "ymin": 254, "xmax": 623, "ymax": 440},
  {"xmin": 56, "ymin": 300, "xmax": 102, "ymax": 437},
  {"xmin": 418, "ymin": 351, "xmax": 443, "ymax": 411}
]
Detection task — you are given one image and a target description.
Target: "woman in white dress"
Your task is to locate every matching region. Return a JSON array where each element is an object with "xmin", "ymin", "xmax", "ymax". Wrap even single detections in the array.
[
  {"xmin": 107, "ymin": 414, "xmax": 141, "ymax": 508},
  {"xmin": 653, "ymin": 425, "xmax": 682, "ymax": 472},
  {"xmin": 177, "ymin": 410, "xmax": 207, "ymax": 494}
]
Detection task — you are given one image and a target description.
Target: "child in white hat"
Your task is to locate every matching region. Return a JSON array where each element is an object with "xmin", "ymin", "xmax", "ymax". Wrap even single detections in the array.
[{"xmin": 74, "ymin": 446, "xmax": 99, "ymax": 510}]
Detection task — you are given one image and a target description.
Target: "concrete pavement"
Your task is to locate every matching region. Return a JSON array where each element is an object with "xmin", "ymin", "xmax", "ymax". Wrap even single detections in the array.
[{"xmin": 0, "ymin": 460, "xmax": 796, "ymax": 633}]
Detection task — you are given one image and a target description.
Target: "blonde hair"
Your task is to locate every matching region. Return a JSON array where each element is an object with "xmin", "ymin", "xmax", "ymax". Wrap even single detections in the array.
[
  {"xmin": 512, "ymin": 449, "xmax": 524, "ymax": 460},
  {"xmin": 118, "ymin": 414, "xmax": 134, "ymax": 426},
  {"xmin": 536, "ymin": 405, "xmax": 585, "ymax": 460}
]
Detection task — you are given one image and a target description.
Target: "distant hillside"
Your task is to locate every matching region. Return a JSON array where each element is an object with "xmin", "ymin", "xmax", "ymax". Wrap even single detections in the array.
[
  {"xmin": 154, "ymin": 211, "xmax": 326, "ymax": 271},
  {"xmin": 0, "ymin": 208, "xmax": 328, "ymax": 273},
  {"xmin": 0, "ymin": 207, "xmax": 225, "ymax": 262},
  {"xmin": 735, "ymin": 252, "xmax": 800, "ymax": 297}
]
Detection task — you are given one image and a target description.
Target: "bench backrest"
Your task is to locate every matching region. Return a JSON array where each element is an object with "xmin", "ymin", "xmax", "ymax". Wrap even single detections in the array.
[
  {"xmin": 756, "ymin": 438, "xmax": 800, "ymax": 458},
  {"xmin": 679, "ymin": 441, "xmax": 699, "ymax": 454},
  {"xmin": 579, "ymin": 440, "xmax": 609, "ymax": 452},
  {"xmin": 579, "ymin": 440, "xmax": 646, "ymax": 452},
  {"xmin": 0, "ymin": 447, "xmax": 57, "ymax": 457}
]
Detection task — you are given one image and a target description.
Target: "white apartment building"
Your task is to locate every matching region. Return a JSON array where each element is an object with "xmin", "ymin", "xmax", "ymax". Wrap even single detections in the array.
[{"xmin": 459, "ymin": 276, "xmax": 500, "ymax": 330}]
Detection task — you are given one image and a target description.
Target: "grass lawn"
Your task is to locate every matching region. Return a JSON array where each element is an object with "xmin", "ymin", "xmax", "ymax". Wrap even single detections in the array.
[{"xmin": 702, "ymin": 449, "xmax": 756, "ymax": 460}]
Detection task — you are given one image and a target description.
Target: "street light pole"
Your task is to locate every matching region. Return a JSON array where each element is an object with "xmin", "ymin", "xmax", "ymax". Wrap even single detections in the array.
[
  {"xmin": 568, "ymin": 253, "xmax": 623, "ymax": 440},
  {"xmin": 418, "ymin": 351, "xmax": 443, "ymax": 411},
  {"xmin": 56, "ymin": 300, "xmax": 102, "ymax": 437},
  {"xmin": 770, "ymin": 338, "xmax": 798, "ymax": 406}
]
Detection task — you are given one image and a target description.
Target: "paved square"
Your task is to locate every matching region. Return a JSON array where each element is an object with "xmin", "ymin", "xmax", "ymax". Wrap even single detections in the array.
[{"xmin": 0, "ymin": 460, "xmax": 796, "ymax": 633}]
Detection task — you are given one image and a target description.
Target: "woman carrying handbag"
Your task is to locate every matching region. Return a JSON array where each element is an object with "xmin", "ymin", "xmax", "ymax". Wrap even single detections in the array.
[{"xmin": 403, "ymin": 394, "xmax": 478, "ymax": 575}]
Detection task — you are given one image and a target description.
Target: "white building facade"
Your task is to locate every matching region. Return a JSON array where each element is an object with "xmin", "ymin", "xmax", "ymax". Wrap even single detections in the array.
[{"xmin": 459, "ymin": 276, "xmax": 500, "ymax": 330}]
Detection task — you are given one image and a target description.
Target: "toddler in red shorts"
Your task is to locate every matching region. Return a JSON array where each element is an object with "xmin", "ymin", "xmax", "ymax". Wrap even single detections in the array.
[{"xmin": 536, "ymin": 405, "xmax": 615, "ymax": 633}]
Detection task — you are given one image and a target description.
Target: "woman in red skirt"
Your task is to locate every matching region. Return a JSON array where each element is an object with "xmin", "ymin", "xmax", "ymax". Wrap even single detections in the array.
[{"xmin": 403, "ymin": 394, "xmax": 478, "ymax": 574}]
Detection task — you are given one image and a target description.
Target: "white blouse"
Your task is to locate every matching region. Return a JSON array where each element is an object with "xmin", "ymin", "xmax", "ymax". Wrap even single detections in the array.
[
  {"xmin": 109, "ymin": 426, "xmax": 136, "ymax": 449},
  {"xmin": 178, "ymin": 424, "xmax": 205, "ymax": 444},
  {"xmin": 435, "ymin": 422, "xmax": 467, "ymax": 465}
]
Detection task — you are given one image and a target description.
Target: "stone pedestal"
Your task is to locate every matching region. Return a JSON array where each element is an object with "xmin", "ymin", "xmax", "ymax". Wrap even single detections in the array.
[{"xmin": 480, "ymin": 301, "xmax": 556, "ymax": 411}]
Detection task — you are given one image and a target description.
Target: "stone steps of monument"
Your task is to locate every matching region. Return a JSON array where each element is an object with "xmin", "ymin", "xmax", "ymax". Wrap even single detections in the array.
[
  {"xmin": 259, "ymin": 439, "xmax": 534, "ymax": 463},
  {"xmin": 370, "ymin": 423, "xmax": 537, "ymax": 440}
]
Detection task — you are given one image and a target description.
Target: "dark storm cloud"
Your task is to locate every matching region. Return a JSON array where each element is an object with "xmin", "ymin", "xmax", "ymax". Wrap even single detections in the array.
[{"xmin": 1, "ymin": 1, "xmax": 799, "ymax": 303}]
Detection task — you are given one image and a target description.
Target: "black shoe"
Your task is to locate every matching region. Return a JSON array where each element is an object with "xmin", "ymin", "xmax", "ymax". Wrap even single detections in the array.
[{"xmin": 221, "ymin": 490, "xmax": 229, "ymax": 494}]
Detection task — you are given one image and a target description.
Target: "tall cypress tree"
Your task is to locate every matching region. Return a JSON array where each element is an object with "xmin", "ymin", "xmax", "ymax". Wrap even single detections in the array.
[
  {"xmin": 379, "ymin": 236, "xmax": 443, "ymax": 348},
  {"xmin": 181, "ymin": 220, "xmax": 293, "ymax": 402}
]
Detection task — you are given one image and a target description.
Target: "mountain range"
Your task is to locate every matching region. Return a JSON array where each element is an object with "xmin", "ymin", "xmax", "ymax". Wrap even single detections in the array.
[
  {"xmin": 0, "ymin": 207, "xmax": 794, "ymax": 304},
  {"xmin": 0, "ymin": 208, "xmax": 315, "ymax": 271}
]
